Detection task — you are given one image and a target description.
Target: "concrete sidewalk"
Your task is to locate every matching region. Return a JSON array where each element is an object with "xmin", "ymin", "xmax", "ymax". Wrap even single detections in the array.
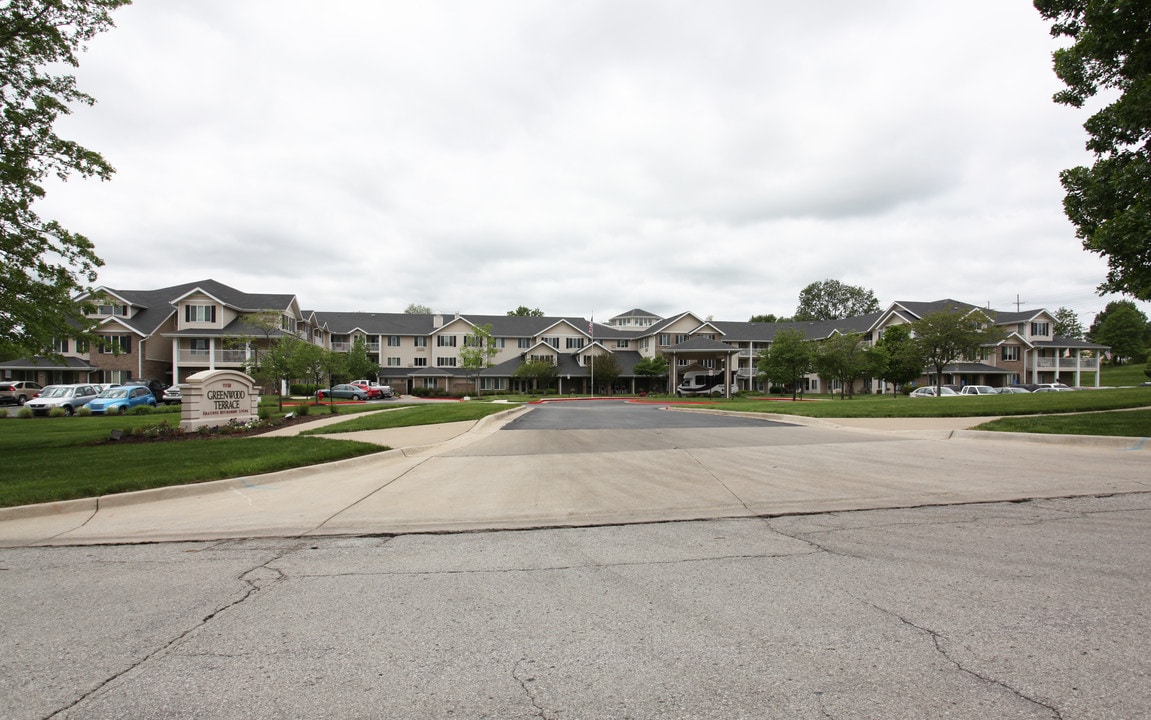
[{"xmin": 1, "ymin": 406, "xmax": 1146, "ymax": 547}]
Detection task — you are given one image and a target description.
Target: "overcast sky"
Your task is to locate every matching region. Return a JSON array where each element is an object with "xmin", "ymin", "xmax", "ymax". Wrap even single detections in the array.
[{"xmin": 41, "ymin": 0, "xmax": 1151, "ymax": 327}]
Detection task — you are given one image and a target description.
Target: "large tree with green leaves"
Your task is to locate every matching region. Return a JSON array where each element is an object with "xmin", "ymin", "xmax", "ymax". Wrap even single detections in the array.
[
  {"xmin": 507, "ymin": 306, "xmax": 544, "ymax": 317},
  {"xmin": 0, "ymin": 0, "xmax": 130, "ymax": 357},
  {"xmin": 1089, "ymin": 300, "xmax": 1149, "ymax": 363},
  {"xmin": 512, "ymin": 358, "xmax": 556, "ymax": 392},
  {"xmin": 875, "ymin": 324, "xmax": 924, "ymax": 395},
  {"xmin": 589, "ymin": 351, "xmax": 620, "ymax": 394},
  {"xmin": 633, "ymin": 356, "xmax": 669, "ymax": 393},
  {"xmin": 1051, "ymin": 306, "xmax": 1086, "ymax": 340},
  {"xmin": 912, "ymin": 308, "xmax": 1005, "ymax": 395},
  {"xmin": 813, "ymin": 332, "xmax": 884, "ymax": 399},
  {"xmin": 404, "ymin": 303, "xmax": 432, "ymax": 314},
  {"xmin": 756, "ymin": 328, "xmax": 814, "ymax": 401},
  {"xmin": 344, "ymin": 336, "xmax": 379, "ymax": 381},
  {"xmin": 793, "ymin": 280, "xmax": 881, "ymax": 321},
  {"xmin": 1035, "ymin": 0, "xmax": 1151, "ymax": 300},
  {"xmin": 459, "ymin": 323, "xmax": 499, "ymax": 395}
]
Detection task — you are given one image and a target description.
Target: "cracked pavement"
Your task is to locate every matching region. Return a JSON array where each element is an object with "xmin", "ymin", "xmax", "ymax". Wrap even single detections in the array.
[{"xmin": 2, "ymin": 494, "xmax": 1149, "ymax": 719}]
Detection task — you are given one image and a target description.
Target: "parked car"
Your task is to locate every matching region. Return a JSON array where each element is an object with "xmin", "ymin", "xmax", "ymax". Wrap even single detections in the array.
[
  {"xmin": 909, "ymin": 386, "xmax": 959, "ymax": 398},
  {"xmin": 24, "ymin": 384, "xmax": 101, "ymax": 415},
  {"xmin": 350, "ymin": 380, "xmax": 395, "ymax": 399},
  {"xmin": 162, "ymin": 385, "xmax": 182, "ymax": 405},
  {"xmin": 316, "ymin": 384, "xmax": 369, "ymax": 401},
  {"xmin": 1033, "ymin": 385, "xmax": 1074, "ymax": 393},
  {"xmin": 87, "ymin": 385, "xmax": 158, "ymax": 414},
  {"xmin": 995, "ymin": 386, "xmax": 1031, "ymax": 394},
  {"xmin": 0, "ymin": 380, "xmax": 42, "ymax": 406},
  {"xmin": 958, "ymin": 385, "xmax": 997, "ymax": 396},
  {"xmin": 122, "ymin": 378, "xmax": 168, "ymax": 402},
  {"xmin": 91, "ymin": 383, "xmax": 121, "ymax": 394}
]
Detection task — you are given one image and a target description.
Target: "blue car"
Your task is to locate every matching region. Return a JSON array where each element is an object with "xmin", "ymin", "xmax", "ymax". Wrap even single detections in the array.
[{"xmin": 87, "ymin": 385, "xmax": 158, "ymax": 414}]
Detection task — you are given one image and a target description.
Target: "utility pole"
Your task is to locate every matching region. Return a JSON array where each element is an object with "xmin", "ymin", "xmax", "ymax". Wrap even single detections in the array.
[{"xmin": 1014, "ymin": 294, "xmax": 1025, "ymax": 312}]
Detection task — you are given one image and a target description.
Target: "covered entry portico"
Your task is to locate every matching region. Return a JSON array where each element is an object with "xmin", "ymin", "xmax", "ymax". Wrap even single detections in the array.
[{"xmin": 666, "ymin": 338, "xmax": 741, "ymax": 398}]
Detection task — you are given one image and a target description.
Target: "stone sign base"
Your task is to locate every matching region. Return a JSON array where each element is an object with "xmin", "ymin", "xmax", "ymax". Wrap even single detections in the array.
[{"xmin": 180, "ymin": 369, "xmax": 260, "ymax": 432}]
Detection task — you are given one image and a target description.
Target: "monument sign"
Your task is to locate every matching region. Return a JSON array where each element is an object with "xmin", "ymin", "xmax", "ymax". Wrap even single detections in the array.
[{"xmin": 179, "ymin": 369, "xmax": 260, "ymax": 432}]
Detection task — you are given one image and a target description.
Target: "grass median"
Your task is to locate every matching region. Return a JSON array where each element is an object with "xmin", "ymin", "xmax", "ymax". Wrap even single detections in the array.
[{"xmin": 299, "ymin": 402, "xmax": 518, "ymax": 434}]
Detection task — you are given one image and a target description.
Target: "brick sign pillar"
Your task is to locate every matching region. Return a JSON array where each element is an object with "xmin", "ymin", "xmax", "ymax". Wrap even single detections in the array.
[{"xmin": 180, "ymin": 369, "xmax": 260, "ymax": 432}]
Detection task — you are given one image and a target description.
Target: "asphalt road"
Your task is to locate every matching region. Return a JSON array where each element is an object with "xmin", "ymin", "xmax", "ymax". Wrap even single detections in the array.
[
  {"xmin": 2, "ymin": 400, "xmax": 1149, "ymax": 718},
  {"xmin": 2, "ymin": 496, "xmax": 1149, "ymax": 719}
]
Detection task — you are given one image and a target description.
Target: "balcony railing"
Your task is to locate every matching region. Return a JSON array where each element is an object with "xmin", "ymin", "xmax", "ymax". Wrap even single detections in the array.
[
  {"xmin": 177, "ymin": 349, "xmax": 248, "ymax": 365},
  {"xmin": 1035, "ymin": 357, "xmax": 1098, "ymax": 369},
  {"xmin": 331, "ymin": 342, "xmax": 380, "ymax": 353}
]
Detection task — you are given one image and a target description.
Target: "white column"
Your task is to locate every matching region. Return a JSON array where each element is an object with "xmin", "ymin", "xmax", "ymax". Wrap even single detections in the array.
[
  {"xmin": 209, "ymin": 338, "xmax": 216, "ymax": 371},
  {"xmin": 172, "ymin": 337, "xmax": 180, "ymax": 383}
]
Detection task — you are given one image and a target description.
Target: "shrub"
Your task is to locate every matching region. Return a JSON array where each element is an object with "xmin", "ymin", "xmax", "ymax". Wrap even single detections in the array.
[
  {"xmin": 296, "ymin": 402, "xmax": 310, "ymax": 416},
  {"xmin": 290, "ymin": 383, "xmax": 320, "ymax": 396},
  {"xmin": 128, "ymin": 404, "xmax": 153, "ymax": 415},
  {"xmin": 17, "ymin": 407, "xmax": 33, "ymax": 419},
  {"xmin": 75, "ymin": 406, "xmax": 92, "ymax": 417},
  {"xmin": 48, "ymin": 407, "xmax": 67, "ymax": 418},
  {"xmin": 258, "ymin": 405, "xmax": 273, "ymax": 421}
]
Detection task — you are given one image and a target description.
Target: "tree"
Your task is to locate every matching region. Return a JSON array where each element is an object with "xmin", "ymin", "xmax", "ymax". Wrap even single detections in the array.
[
  {"xmin": 793, "ymin": 280, "xmax": 881, "ymax": 321},
  {"xmin": 404, "ymin": 303, "xmax": 432, "ymax": 314},
  {"xmin": 876, "ymin": 324, "xmax": 924, "ymax": 395},
  {"xmin": 262, "ymin": 335, "xmax": 307, "ymax": 410},
  {"xmin": 633, "ymin": 356, "xmax": 669, "ymax": 393},
  {"xmin": 589, "ymin": 351, "xmax": 620, "ymax": 394},
  {"xmin": 226, "ymin": 310, "xmax": 286, "ymax": 384},
  {"xmin": 813, "ymin": 332, "xmax": 881, "ymax": 399},
  {"xmin": 1052, "ymin": 306, "xmax": 1085, "ymax": 340},
  {"xmin": 749, "ymin": 313, "xmax": 778, "ymax": 323},
  {"xmin": 507, "ymin": 306, "xmax": 544, "ymax": 317},
  {"xmin": 343, "ymin": 336, "xmax": 379, "ymax": 381},
  {"xmin": 756, "ymin": 329, "xmax": 814, "ymax": 401},
  {"xmin": 1089, "ymin": 300, "xmax": 1149, "ymax": 363},
  {"xmin": 0, "ymin": 0, "xmax": 130, "ymax": 358},
  {"xmin": 512, "ymin": 358, "xmax": 556, "ymax": 392},
  {"xmin": 1035, "ymin": 1, "xmax": 1151, "ymax": 300},
  {"xmin": 459, "ymin": 323, "xmax": 499, "ymax": 395},
  {"xmin": 911, "ymin": 308, "xmax": 1005, "ymax": 396}
]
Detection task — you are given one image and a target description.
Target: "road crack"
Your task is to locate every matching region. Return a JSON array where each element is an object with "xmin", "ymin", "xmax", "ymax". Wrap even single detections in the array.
[
  {"xmin": 512, "ymin": 658, "xmax": 553, "ymax": 719},
  {"xmin": 45, "ymin": 543, "xmax": 304, "ymax": 719},
  {"xmin": 868, "ymin": 602, "xmax": 1065, "ymax": 719}
]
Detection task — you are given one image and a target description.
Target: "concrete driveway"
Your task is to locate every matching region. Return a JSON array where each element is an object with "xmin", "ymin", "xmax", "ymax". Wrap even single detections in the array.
[{"xmin": 1, "ymin": 400, "xmax": 1146, "ymax": 546}]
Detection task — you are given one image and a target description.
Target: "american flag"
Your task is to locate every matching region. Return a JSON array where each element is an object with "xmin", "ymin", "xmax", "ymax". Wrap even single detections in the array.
[{"xmin": 588, "ymin": 316, "xmax": 594, "ymax": 338}]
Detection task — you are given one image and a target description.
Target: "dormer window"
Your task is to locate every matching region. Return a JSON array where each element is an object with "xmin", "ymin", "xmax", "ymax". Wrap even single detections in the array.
[
  {"xmin": 185, "ymin": 305, "xmax": 216, "ymax": 323},
  {"xmin": 96, "ymin": 304, "xmax": 127, "ymax": 316},
  {"xmin": 1030, "ymin": 321, "xmax": 1050, "ymax": 337}
]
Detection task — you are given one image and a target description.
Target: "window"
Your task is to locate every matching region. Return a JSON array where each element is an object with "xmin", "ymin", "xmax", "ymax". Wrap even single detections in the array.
[
  {"xmin": 75, "ymin": 339, "xmax": 89, "ymax": 353},
  {"xmin": 436, "ymin": 357, "xmax": 457, "ymax": 367},
  {"xmin": 566, "ymin": 337, "xmax": 584, "ymax": 349},
  {"xmin": 659, "ymin": 334, "xmax": 670, "ymax": 346},
  {"xmin": 100, "ymin": 335, "xmax": 132, "ymax": 354},
  {"xmin": 388, "ymin": 336, "xmax": 401, "ymax": 347},
  {"xmin": 616, "ymin": 340, "xmax": 628, "ymax": 349},
  {"xmin": 518, "ymin": 338, "xmax": 531, "ymax": 349},
  {"xmin": 96, "ymin": 304, "xmax": 127, "ymax": 316},
  {"xmin": 414, "ymin": 337, "xmax": 428, "ymax": 347},
  {"xmin": 675, "ymin": 334, "xmax": 688, "ymax": 344},
  {"xmin": 493, "ymin": 338, "xmax": 505, "ymax": 349},
  {"xmin": 479, "ymin": 378, "xmax": 507, "ymax": 391},
  {"xmin": 413, "ymin": 357, "xmax": 427, "ymax": 367},
  {"xmin": 386, "ymin": 357, "xmax": 401, "ymax": 367},
  {"xmin": 185, "ymin": 305, "xmax": 216, "ymax": 323},
  {"xmin": 51, "ymin": 338, "xmax": 68, "ymax": 353},
  {"xmin": 463, "ymin": 335, "xmax": 483, "ymax": 347},
  {"xmin": 701, "ymin": 359, "xmax": 715, "ymax": 368},
  {"xmin": 1031, "ymin": 322, "xmax": 1051, "ymax": 337},
  {"xmin": 436, "ymin": 335, "xmax": 457, "ymax": 347},
  {"xmin": 543, "ymin": 337, "xmax": 559, "ymax": 349},
  {"xmin": 529, "ymin": 354, "xmax": 553, "ymax": 363},
  {"xmin": 1002, "ymin": 346, "xmax": 1020, "ymax": 362}
]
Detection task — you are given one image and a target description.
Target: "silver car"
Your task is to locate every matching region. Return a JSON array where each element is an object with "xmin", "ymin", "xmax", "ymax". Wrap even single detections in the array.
[{"xmin": 25, "ymin": 384, "xmax": 100, "ymax": 415}]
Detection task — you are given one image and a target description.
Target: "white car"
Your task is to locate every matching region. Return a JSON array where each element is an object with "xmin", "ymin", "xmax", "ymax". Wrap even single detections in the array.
[
  {"xmin": 909, "ymin": 386, "xmax": 959, "ymax": 398},
  {"xmin": 958, "ymin": 385, "xmax": 997, "ymax": 395},
  {"xmin": 24, "ymin": 384, "xmax": 101, "ymax": 415}
]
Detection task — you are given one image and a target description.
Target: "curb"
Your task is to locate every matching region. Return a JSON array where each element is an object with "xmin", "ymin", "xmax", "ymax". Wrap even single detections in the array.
[{"xmin": 952, "ymin": 430, "xmax": 1150, "ymax": 451}]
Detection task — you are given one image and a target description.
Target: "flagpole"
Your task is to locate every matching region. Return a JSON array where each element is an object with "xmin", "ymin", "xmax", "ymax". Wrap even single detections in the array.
[{"xmin": 589, "ymin": 314, "xmax": 594, "ymax": 398}]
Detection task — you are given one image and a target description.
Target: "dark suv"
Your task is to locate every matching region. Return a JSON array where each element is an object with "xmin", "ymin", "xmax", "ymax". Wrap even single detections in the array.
[
  {"xmin": 0, "ymin": 380, "xmax": 43, "ymax": 406},
  {"xmin": 123, "ymin": 378, "xmax": 168, "ymax": 403}
]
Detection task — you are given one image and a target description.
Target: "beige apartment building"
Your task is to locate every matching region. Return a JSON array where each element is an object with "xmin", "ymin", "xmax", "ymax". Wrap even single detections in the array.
[{"xmin": 0, "ymin": 280, "xmax": 1109, "ymax": 395}]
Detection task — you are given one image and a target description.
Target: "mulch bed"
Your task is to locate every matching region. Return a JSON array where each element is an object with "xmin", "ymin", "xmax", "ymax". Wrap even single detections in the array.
[{"xmin": 97, "ymin": 409, "xmax": 338, "ymax": 444}]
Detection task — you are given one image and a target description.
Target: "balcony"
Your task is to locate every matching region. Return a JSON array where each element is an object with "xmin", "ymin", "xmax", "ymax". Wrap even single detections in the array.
[
  {"xmin": 177, "ymin": 348, "xmax": 248, "ymax": 365},
  {"xmin": 331, "ymin": 342, "xmax": 380, "ymax": 353},
  {"xmin": 1036, "ymin": 357, "xmax": 1098, "ymax": 369}
]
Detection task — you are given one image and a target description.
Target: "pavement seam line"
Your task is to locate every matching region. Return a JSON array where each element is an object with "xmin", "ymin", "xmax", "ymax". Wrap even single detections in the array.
[
  {"xmin": 681, "ymin": 447, "xmax": 757, "ymax": 516},
  {"xmin": 44, "ymin": 543, "xmax": 303, "ymax": 719},
  {"xmin": 303, "ymin": 456, "xmax": 434, "ymax": 536},
  {"xmin": 866, "ymin": 602, "xmax": 1066, "ymax": 720}
]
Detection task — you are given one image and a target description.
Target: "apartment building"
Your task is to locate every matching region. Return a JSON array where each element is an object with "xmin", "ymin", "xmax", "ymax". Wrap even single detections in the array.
[{"xmin": 0, "ymin": 281, "xmax": 1109, "ymax": 394}]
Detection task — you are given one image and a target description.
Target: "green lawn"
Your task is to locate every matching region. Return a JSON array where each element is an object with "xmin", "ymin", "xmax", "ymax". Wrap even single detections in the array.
[
  {"xmin": 974, "ymin": 409, "xmax": 1151, "ymax": 438},
  {"xmin": 300, "ymin": 402, "xmax": 518, "ymax": 434},
  {"xmin": 1100, "ymin": 362, "xmax": 1151, "ymax": 387},
  {"xmin": 703, "ymin": 387, "xmax": 1151, "ymax": 419},
  {"xmin": 0, "ymin": 412, "xmax": 384, "ymax": 508}
]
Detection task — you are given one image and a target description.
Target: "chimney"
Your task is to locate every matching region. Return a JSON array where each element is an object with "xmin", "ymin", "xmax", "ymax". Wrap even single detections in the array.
[{"xmin": 433, "ymin": 314, "xmax": 443, "ymax": 328}]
